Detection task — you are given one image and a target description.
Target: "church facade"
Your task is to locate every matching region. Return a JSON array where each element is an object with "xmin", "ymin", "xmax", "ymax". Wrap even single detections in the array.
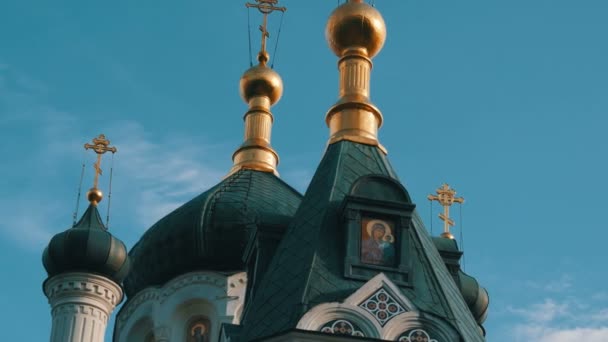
[{"xmin": 42, "ymin": 1, "xmax": 489, "ymax": 341}]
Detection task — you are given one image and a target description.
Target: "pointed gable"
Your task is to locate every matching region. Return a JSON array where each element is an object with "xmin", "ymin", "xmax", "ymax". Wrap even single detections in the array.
[{"xmin": 239, "ymin": 141, "xmax": 485, "ymax": 341}]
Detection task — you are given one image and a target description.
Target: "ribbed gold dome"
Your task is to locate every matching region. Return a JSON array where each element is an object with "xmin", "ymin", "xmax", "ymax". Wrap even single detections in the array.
[
  {"xmin": 326, "ymin": 0, "xmax": 387, "ymax": 58},
  {"xmin": 239, "ymin": 64, "xmax": 284, "ymax": 105}
]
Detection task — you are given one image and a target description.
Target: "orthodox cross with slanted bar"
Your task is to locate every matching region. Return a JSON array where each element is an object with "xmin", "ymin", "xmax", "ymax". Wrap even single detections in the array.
[
  {"xmin": 84, "ymin": 134, "xmax": 117, "ymax": 189},
  {"xmin": 246, "ymin": 0, "xmax": 286, "ymax": 64},
  {"xmin": 428, "ymin": 184, "xmax": 464, "ymax": 239}
]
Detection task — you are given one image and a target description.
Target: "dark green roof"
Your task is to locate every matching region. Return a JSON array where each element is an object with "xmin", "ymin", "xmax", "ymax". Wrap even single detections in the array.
[
  {"xmin": 240, "ymin": 141, "xmax": 485, "ymax": 341},
  {"xmin": 42, "ymin": 204, "xmax": 130, "ymax": 283},
  {"xmin": 124, "ymin": 169, "xmax": 302, "ymax": 298}
]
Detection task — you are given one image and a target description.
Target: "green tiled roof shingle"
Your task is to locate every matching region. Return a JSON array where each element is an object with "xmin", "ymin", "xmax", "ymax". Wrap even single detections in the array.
[{"xmin": 240, "ymin": 141, "xmax": 485, "ymax": 341}]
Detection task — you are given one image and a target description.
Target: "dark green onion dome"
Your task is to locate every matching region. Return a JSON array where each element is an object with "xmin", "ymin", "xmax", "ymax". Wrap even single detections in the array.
[
  {"xmin": 123, "ymin": 169, "xmax": 302, "ymax": 298},
  {"xmin": 42, "ymin": 204, "xmax": 131, "ymax": 284},
  {"xmin": 432, "ymin": 237, "xmax": 489, "ymax": 325}
]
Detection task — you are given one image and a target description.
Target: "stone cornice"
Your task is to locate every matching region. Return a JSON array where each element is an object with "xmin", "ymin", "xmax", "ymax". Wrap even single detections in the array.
[{"xmin": 44, "ymin": 272, "xmax": 123, "ymax": 313}]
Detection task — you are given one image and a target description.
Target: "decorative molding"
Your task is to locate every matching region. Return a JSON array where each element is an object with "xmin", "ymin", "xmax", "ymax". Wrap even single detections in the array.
[
  {"xmin": 346, "ymin": 273, "xmax": 414, "ymax": 312},
  {"xmin": 321, "ymin": 319, "xmax": 365, "ymax": 337},
  {"xmin": 382, "ymin": 312, "xmax": 460, "ymax": 341},
  {"xmin": 399, "ymin": 329, "xmax": 438, "ymax": 342},
  {"xmin": 52, "ymin": 303, "xmax": 108, "ymax": 323},
  {"xmin": 297, "ymin": 273, "xmax": 461, "ymax": 341},
  {"xmin": 297, "ymin": 303, "xmax": 381, "ymax": 339},
  {"xmin": 116, "ymin": 271, "xmax": 247, "ymax": 342},
  {"xmin": 44, "ymin": 273, "xmax": 123, "ymax": 312},
  {"xmin": 159, "ymin": 272, "xmax": 227, "ymax": 303},
  {"xmin": 116, "ymin": 288, "xmax": 159, "ymax": 326},
  {"xmin": 118, "ymin": 272, "xmax": 228, "ymax": 325},
  {"xmin": 359, "ymin": 288, "xmax": 405, "ymax": 326}
]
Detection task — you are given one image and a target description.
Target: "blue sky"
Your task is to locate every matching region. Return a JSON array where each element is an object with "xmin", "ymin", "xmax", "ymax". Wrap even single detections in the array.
[{"xmin": 1, "ymin": 0, "xmax": 607, "ymax": 341}]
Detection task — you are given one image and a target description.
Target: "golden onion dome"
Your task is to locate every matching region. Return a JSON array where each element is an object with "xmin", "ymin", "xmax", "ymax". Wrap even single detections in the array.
[
  {"xmin": 326, "ymin": 0, "xmax": 387, "ymax": 58},
  {"xmin": 239, "ymin": 63, "xmax": 284, "ymax": 105}
]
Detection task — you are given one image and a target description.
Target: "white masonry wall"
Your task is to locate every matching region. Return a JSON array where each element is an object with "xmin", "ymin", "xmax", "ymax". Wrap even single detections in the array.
[
  {"xmin": 44, "ymin": 272, "xmax": 123, "ymax": 342},
  {"xmin": 115, "ymin": 271, "xmax": 247, "ymax": 342}
]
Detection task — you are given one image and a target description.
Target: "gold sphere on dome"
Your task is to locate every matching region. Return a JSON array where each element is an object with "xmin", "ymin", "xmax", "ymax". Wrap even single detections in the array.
[
  {"xmin": 326, "ymin": 0, "xmax": 387, "ymax": 58},
  {"xmin": 240, "ymin": 64, "xmax": 284, "ymax": 105},
  {"xmin": 87, "ymin": 188, "xmax": 103, "ymax": 205}
]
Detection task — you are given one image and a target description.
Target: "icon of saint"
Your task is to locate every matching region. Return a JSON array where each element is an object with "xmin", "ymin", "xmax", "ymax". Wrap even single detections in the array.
[{"xmin": 361, "ymin": 219, "xmax": 395, "ymax": 265}]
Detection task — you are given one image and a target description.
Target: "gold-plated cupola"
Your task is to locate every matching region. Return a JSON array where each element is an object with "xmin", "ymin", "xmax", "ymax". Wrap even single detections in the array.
[
  {"xmin": 325, "ymin": 0, "xmax": 387, "ymax": 152},
  {"xmin": 230, "ymin": 0, "xmax": 286, "ymax": 176}
]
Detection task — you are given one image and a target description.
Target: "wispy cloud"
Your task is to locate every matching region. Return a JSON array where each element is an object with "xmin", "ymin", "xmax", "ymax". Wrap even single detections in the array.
[
  {"xmin": 0, "ymin": 64, "xmax": 228, "ymax": 250},
  {"xmin": 508, "ymin": 298, "xmax": 569, "ymax": 323},
  {"xmin": 525, "ymin": 273, "xmax": 573, "ymax": 293},
  {"xmin": 509, "ymin": 297, "xmax": 608, "ymax": 341}
]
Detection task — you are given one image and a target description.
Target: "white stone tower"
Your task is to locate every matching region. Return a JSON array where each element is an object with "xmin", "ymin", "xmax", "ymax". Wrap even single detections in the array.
[{"xmin": 42, "ymin": 134, "xmax": 130, "ymax": 342}]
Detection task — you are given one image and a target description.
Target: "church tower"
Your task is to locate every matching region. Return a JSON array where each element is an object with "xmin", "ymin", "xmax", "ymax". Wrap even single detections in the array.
[
  {"xmin": 232, "ymin": 1, "xmax": 489, "ymax": 341},
  {"xmin": 42, "ymin": 135, "xmax": 130, "ymax": 342},
  {"xmin": 114, "ymin": 1, "xmax": 302, "ymax": 341}
]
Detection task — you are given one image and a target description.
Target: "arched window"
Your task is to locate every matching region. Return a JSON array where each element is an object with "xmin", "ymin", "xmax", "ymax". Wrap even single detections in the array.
[
  {"xmin": 320, "ymin": 319, "xmax": 365, "ymax": 337},
  {"xmin": 398, "ymin": 329, "xmax": 439, "ymax": 342},
  {"xmin": 186, "ymin": 317, "xmax": 211, "ymax": 342}
]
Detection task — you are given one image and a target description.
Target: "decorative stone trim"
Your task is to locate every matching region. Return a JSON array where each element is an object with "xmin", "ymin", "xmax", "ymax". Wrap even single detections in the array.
[
  {"xmin": 321, "ymin": 319, "xmax": 365, "ymax": 337},
  {"xmin": 44, "ymin": 273, "xmax": 123, "ymax": 342},
  {"xmin": 159, "ymin": 272, "xmax": 228, "ymax": 303},
  {"xmin": 44, "ymin": 273, "xmax": 123, "ymax": 313},
  {"xmin": 116, "ymin": 271, "xmax": 247, "ymax": 342},
  {"xmin": 52, "ymin": 304, "xmax": 108, "ymax": 323},
  {"xmin": 381, "ymin": 312, "xmax": 460, "ymax": 341},
  {"xmin": 359, "ymin": 288, "xmax": 405, "ymax": 326},
  {"xmin": 118, "ymin": 272, "xmax": 228, "ymax": 325},
  {"xmin": 44, "ymin": 273, "xmax": 123, "ymax": 310},
  {"xmin": 116, "ymin": 289, "xmax": 159, "ymax": 326},
  {"xmin": 398, "ymin": 329, "xmax": 438, "ymax": 342},
  {"xmin": 297, "ymin": 303, "xmax": 382, "ymax": 339}
]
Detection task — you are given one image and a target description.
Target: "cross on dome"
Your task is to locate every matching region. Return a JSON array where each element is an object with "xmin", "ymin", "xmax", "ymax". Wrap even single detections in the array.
[{"xmin": 245, "ymin": 0, "xmax": 286, "ymax": 65}]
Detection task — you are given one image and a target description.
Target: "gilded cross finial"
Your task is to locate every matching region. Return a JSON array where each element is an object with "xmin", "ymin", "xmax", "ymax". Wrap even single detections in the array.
[
  {"xmin": 245, "ymin": 0, "xmax": 286, "ymax": 65},
  {"xmin": 428, "ymin": 184, "xmax": 464, "ymax": 239},
  {"xmin": 84, "ymin": 134, "xmax": 117, "ymax": 205}
]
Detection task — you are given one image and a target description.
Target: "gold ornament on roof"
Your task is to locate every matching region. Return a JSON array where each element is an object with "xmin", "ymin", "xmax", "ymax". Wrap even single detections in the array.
[
  {"xmin": 245, "ymin": 0, "xmax": 286, "ymax": 65},
  {"xmin": 326, "ymin": 0, "xmax": 386, "ymax": 58},
  {"xmin": 324, "ymin": 0, "xmax": 387, "ymax": 152},
  {"xmin": 240, "ymin": 0, "xmax": 286, "ymax": 105},
  {"xmin": 427, "ymin": 184, "xmax": 465, "ymax": 239},
  {"xmin": 84, "ymin": 134, "xmax": 117, "ymax": 206},
  {"xmin": 231, "ymin": 0, "xmax": 286, "ymax": 176}
]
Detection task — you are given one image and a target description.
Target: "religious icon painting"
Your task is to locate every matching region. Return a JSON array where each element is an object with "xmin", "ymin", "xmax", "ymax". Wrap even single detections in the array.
[
  {"xmin": 361, "ymin": 218, "xmax": 396, "ymax": 266},
  {"xmin": 187, "ymin": 319, "xmax": 210, "ymax": 342}
]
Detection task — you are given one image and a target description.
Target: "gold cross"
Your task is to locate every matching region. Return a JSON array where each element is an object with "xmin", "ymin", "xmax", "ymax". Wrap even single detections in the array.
[
  {"xmin": 427, "ymin": 184, "xmax": 464, "ymax": 239},
  {"xmin": 84, "ymin": 134, "xmax": 117, "ymax": 189},
  {"xmin": 246, "ymin": 0, "xmax": 286, "ymax": 65}
]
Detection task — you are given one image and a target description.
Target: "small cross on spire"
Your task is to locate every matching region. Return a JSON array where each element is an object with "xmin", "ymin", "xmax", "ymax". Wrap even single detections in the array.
[
  {"xmin": 428, "ymin": 184, "xmax": 464, "ymax": 239},
  {"xmin": 245, "ymin": 0, "xmax": 286, "ymax": 65},
  {"xmin": 84, "ymin": 134, "xmax": 117, "ymax": 190}
]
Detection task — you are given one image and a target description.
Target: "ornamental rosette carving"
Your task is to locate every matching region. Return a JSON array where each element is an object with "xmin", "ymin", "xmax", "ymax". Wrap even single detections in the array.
[{"xmin": 359, "ymin": 288, "xmax": 405, "ymax": 326}]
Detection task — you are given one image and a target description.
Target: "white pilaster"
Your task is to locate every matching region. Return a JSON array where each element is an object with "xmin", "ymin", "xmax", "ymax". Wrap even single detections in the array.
[{"xmin": 44, "ymin": 272, "xmax": 124, "ymax": 342}]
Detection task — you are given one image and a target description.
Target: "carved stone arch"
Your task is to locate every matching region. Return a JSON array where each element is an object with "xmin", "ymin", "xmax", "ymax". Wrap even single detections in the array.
[
  {"xmin": 296, "ymin": 302, "xmax": 382, "ymax": 339},
  {"xmin": 126, "ymin": 316, "xmax": 154, "ymax": 342},
  {"xmin": 349, "ymin": 174, "xmax": 412, "ymax": 204},
  {"xmin": 382, "ymin": 311, "xmax": 460, "ymax": 341},
  {"xmin": 115, "ymin": 287, "xmax": 159, "ymax": 340}
]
